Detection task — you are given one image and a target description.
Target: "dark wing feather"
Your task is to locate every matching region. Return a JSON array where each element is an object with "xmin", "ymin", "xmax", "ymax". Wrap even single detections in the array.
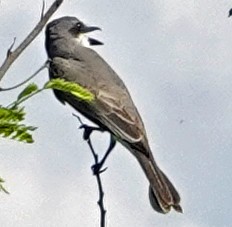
[{"xmin": 49, "ymin": 46, "xmax": 147, "ymax": 145}]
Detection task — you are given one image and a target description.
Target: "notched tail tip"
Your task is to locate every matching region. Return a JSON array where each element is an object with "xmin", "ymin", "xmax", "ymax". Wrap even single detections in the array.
[
  {"xmin": 173, "ymin": 204, "xmax": 183, "ymax": 213},
  {"xmin": 149, "ymin": 186, "xmax": 170, "ymax": 214},
  {"xmin": 149, "ymin": 186, "xmax": 183, "ymax": 214}
]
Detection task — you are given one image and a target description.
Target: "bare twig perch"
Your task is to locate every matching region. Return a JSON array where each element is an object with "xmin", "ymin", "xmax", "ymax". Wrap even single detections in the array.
[
  {"xmin": 0, "ymin": 0, "xmax": 64, "ymax": 82},
  {"xmin": 0, "ymin": 61, "xmax": 49, "ymax": 91},
  {"xmin": 74, "ymin": 114, "xmax": 116, "ymax": 227}
]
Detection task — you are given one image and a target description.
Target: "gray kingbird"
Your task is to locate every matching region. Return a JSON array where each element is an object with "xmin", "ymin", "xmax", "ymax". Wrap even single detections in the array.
[{"xmin": 45, "ymin": 16, "xmax": 182, "ymax": 214}]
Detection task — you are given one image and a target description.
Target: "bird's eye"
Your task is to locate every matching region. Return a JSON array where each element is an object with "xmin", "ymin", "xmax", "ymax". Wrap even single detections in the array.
[
  {"xmin": 69, "ymin": 22, "xmax": 83, "ymax": 34},
  {"xmin": 76, "ymin": 22, "xmax": 82, "ymax": 30}
]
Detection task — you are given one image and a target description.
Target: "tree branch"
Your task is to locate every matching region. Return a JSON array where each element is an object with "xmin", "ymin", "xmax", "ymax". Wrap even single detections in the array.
[
  {"xmin": 73, "ymin": 114, "xmax": 116, "ymax": 227},
  {"xmin": 0, "ymin": 61, "xmax": 48, "ymax": 92},
  {"xmin": 87, "ymin": 136, "xmax": 107, "ymax": 227},
  {"xmin": 0, "ymin": 0, "xmax": 64, "ymax": 82}
]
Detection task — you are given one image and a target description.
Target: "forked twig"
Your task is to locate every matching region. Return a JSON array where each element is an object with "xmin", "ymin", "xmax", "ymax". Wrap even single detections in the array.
[
  {"xmin": 7, "ymin": 37, "xmax": 16, "ymax": 58},
  {"xmin": 40, "ymin": 0, "xmax": 46, "ymax": 20},
  {"xmin": 0, "ymin": 0, "xmax": 64, "ymax": 82},
  {"xmin": 73, "ymin": 113, "xmax": 116, "ymax": 227},
  {"xmin": 0, "ymin": 60, "xmax": 49, "ymax": 92}
]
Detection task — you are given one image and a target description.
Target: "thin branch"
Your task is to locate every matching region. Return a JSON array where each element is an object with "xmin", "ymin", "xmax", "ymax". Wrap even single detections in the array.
[
  {"xmin": 87, "ymin": 137, "xmax": 107, "ymax": 227},
  {"xmin": 73, "ymin": 114, "xmax": 114, "ymax": 227},
  {"xmin": 0, "ymin": 61, "xmax": 48, "ymax": 92},
  {"xmin": 7, "ymin": 37, "xmax": 16, "ymax": 58},
  {"xmin": 0, "ymin": 0, "xmax": 64, "ymax": 82},
  {"xmin": 92, "ymin": 134, "xmax": 116, "ymax": 175},
  {"xmin": 7, "ymin": 88, "xmax": 43, "ymax": 109},
  {"xmin": 73, "ymin": 113, "xmax": 104, "ymax": 140},
  {"xmin": 40, "ymin": 0, "xmax": 46, "ymax": 20}
]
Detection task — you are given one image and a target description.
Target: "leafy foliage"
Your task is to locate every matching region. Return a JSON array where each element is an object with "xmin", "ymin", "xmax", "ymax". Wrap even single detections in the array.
[
  {"xmin": 0, "ymin": 106, "xmax": 25, "ymax": 122},
  {"xmin": 0, "ymin": 79, "xmax": 94, "ymax": 144},
  {"xmin": 45, "ymin": 78, "xmax": 95, "ymax": 101},
  {"xmin": 0, "ymin": 177, "xmax": 9, "ymax": 194},
  {"xmin": 17, "ymin": 83, "xmax": 38, "ymax": 102},
  {"xmin": 0, "ymin": 106, "xmax": 36, "ymax": 143},
  {"xmin": 0, "ymin": 78, "xmax": 95, "ymax": 193}
]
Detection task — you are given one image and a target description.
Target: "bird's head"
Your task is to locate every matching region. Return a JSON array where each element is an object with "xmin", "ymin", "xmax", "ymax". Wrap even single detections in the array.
[{"xmin": 46, "ymin": 16, "xmax": 103, "ymax": 47}]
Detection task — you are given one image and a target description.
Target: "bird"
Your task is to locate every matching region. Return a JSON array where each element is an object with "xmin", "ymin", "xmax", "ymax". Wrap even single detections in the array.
[{"xmin": 45, "ymin": 16, "xmax": 182, "ymax": 214}]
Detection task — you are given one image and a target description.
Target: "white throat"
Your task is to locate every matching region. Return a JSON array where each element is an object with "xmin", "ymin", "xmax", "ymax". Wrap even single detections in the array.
[{"xmin": 75, "ymin": 34, "xmax": 90, "ymax": 47}]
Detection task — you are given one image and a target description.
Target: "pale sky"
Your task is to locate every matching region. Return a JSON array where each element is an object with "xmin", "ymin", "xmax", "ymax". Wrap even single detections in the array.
[{"xmin": 0, "ymin": 0, "xmax": 232, "ymax": 226}]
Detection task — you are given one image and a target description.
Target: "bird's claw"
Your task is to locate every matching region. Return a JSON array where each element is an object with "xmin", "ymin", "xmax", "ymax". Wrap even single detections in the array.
[{"xmin": 91, "ymin": 163, "xmax": 108, "ymax": 175}]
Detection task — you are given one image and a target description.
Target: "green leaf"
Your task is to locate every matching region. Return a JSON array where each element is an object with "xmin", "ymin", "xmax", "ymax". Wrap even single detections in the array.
[
  {"xmin": 0, "ymin": 106, "xmax": 37, "ymax": 143},
  {"xmin": 0, "ymin": 177, "xmax": 9, "ymax": 194},
  {"xmin": 0, "ymin": 107, "xmax": 25, "ymax": 122},
  {"xmin": 0, "ymin": 120, "xmax": 37, "ymax": 143},
  {"xmin": 17, "ymin": 83, "xmax": 39, "ymax": 101},
  {"xmin": 0, "ymin": 101, "xmax": 37, "ymax": 143},
  {"xmin": 44, "ymin": 79, "xmax": 95, "ymax": 102}
]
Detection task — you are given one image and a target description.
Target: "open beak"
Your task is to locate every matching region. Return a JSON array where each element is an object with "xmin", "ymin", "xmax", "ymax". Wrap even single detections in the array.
[
  {"xmin": 81, "ymin": 25, "xmax": 101, "ymax": 33},
  {"xmin": 88, "ymin": 37, "xmax": 103, "ymax": 45},
  {"xmin": 81, "ymin": 25, "xmax": 103, "ymax": 46}
]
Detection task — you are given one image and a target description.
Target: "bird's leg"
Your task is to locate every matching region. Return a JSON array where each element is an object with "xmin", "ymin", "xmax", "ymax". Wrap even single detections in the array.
[
  {"xmin": 73, "ymin": 113, "xmax": 116, "ymax": 175},
  {"xmin": 91, "ymin": 134, "xmax": 116, "ymax": 175}
]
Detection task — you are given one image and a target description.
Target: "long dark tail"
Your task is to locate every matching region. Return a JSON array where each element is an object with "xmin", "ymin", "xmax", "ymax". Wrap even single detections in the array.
[{"xmin": 134, "ymin": 149, "xmax": 182, "ymax": 213}]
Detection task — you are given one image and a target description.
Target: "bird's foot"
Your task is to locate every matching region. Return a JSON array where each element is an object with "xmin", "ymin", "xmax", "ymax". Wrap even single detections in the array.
[{"xmin": 91, "ymin": 162, "xmax": 108, "ymax": 175}]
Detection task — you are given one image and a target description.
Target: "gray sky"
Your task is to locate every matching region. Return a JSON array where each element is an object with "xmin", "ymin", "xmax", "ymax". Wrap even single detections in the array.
[{"xmin": 0, "ymin": 0, "xmax": 232, "ymax": 226}]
